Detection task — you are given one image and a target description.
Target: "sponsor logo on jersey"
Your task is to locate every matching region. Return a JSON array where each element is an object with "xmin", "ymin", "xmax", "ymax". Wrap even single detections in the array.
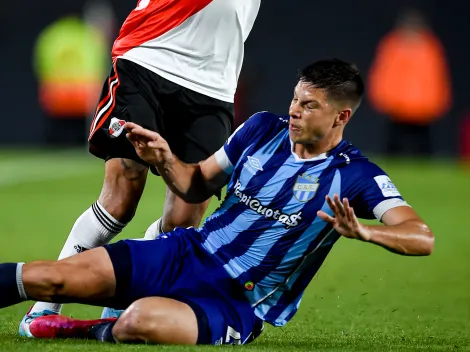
[{"xmin": 234, "ymin": 180, "xmax": 303, "ymax": 229}]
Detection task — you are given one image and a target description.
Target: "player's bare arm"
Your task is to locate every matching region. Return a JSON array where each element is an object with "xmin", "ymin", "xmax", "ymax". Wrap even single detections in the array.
[
  {"xmin": 125, "ymin": 122, "xmax": 229, "ymax": 203},
  {"xmin": 317, "ymin": 194, "xmax": 434, "ymax": 256}
]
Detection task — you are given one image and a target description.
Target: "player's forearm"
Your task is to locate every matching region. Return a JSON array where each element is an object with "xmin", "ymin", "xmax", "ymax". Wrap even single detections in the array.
[
  {"xmin": 154, "ymin": 156, "xmax": 213, "ymax": 204},
  {"xmin": 364, "ymin": 220, "xmax": 434, "ymax": 256}
]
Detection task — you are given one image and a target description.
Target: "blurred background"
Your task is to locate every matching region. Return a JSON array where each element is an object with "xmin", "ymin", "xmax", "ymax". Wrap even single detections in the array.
[{"xmin": 1, "ymin": 0, "xmax": 470, "ymax": 159}]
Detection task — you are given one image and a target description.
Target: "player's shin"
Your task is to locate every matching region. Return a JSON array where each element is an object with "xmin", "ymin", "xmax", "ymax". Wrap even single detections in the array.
[{"xmin": 0, "ymin": 263, "xmax": 27, "ymax": 308}]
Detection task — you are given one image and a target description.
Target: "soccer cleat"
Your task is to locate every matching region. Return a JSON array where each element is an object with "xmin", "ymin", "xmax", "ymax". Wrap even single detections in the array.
[
  {"xmin": 20, "ymin": 314, "xmax": 117, "ymax": 339},
  {"xmin": 19, "ymin": 309, "xmax": 58, "ymax": 338},
  {"xmin": 143, "ymin": 217, "xmax": 164, "ymax": 240},
  {"xmin": 101, "ymin": 307, "xmax": 124, "ymax": 319}
]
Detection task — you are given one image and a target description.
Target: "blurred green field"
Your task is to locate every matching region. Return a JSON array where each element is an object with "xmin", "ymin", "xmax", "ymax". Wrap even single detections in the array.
[{"xmin": 0, "ymin": 149, "xmax": 469, "ymax": 351}]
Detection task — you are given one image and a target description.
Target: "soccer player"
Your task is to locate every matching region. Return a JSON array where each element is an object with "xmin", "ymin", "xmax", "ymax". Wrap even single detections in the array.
[
  {"xmin": 3, "ymin": 59, "xmax": 434, "ymax": 345},
  {"xmin": 22, "ymin": 0, "xmax": 261, "ymax": 325}
]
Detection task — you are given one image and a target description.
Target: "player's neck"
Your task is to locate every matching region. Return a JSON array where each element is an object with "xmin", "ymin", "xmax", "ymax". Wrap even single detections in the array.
[{"xmin": 293, "ymin": 134, "xmax": 343, "ymax": 159}]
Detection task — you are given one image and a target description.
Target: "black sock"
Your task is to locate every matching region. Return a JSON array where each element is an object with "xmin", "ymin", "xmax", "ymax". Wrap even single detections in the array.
[
  {"xmin": 0, "ymin": 263, "xmax": 27, "ymax": 309},
  {"xmin": 89, "ymin": 321, "xmax": 117, "ymax": 343}
]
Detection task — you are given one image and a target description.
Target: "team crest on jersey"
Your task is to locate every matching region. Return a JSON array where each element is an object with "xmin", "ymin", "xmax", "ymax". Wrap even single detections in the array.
[
  {"xmin": 293, "ymin": 174, "xmax": 319, "ymax": 202},
  {"xmin": 108, "ymin": 117, "xmax": 126, "ymax": 138}
]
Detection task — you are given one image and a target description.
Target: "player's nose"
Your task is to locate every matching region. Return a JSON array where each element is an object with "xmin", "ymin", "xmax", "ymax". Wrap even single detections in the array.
[{"xmin": 289, "ymin": 106, "xmax": 301, "ymax": 119}]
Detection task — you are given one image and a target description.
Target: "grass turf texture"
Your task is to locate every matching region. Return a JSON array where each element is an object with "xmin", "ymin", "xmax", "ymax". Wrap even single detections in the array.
[{"xmin": 0, "ymin": 149, "xmax": 469, "ymax": 351}]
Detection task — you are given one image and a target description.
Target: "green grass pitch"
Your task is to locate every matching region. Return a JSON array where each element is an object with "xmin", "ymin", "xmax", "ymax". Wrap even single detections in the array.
[{"xmin": 0, "ymin": 149, "xmax": 469, "ymax": 351}]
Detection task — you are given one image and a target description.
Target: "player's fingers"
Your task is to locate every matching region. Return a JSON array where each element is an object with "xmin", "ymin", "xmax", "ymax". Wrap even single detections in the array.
[
  {"xmin": 325, "ymin": 195, "xmax": 337, "ymax": 213},
  {"xmin": 317, "ymin": 210, "xmax": 335, "ymax": 223},
  {"xmin": 343, "ymin": 201, "xmax": 353, "ymax": 223},
  {"xmin": 147, "ymin": 139, "xmax": 167, "ymax": 149},
  {"xmin": 348, "ymin": 207, "xmax": 355, "ymax": 223},
  {"xmin": 123, "ymin": 122, "xmax": 141, "ymax": 132},
  {"xmin": 334, "ymin": 194, "xmax": 346, "ymax": 217},
  {"xmin": 126, "ymin": 132, "xmax": 141, "ymax": 147},
  {"xmin": 343, "ymin": 198, "xmax": 351, "ymax": 220},
  {"xmin": 126, "ymin": 131, "xmax": 139, "ymax": 142},
  {"xmin": 126, "ymin": 132, "xmax": 148, "ymax": 148},
  {"xmin": 128, "ymin": 125, "xmax": 159, "ymax": 141},
  {"xmin": 350, "ymin": 206, "xmax": 359, "ymax": 225}
]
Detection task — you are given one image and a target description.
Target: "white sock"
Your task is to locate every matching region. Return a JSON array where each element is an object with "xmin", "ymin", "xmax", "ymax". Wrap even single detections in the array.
[
  {"xmin": 144, "ymin": 217, "xmax": 164, "ymax": 240},
  {"xmin": 29, "ymin": 201, "xmax": 126, "ymax": 315}
]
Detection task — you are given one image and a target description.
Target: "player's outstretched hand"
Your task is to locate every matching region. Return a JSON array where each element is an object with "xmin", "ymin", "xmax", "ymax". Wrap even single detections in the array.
[
  {"xmin": 317, "ymin": 194, "xmax": 371, "ymax": 242},
  {"xmin": 124, "ymin": 122, "xmax": 173, "ymax": 166}
]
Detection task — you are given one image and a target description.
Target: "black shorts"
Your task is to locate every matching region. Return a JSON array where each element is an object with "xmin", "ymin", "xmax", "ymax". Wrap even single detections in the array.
[{"xmin": 88, "ymin": 58, "xmax": 234, "ymax": 174}]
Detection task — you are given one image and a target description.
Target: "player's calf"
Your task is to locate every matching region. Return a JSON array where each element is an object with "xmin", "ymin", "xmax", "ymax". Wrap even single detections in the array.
[
  {"xmin": 99, "ymin": 158, "xmax": 148, "ymax": 223},
  {"xmin": 0, "ymin": 261, "xmax": 67, "ymax": 308},
  {"xmin": 1, "ymin": 248, "xmax": 117, "ymax": 311},
  {"xmin": 21, "ymin": 262, "xmax": 70, "ymax": 303},
  {"xmin": 161, "ymin": 188, "xmax": 211, "ymax": 233}
]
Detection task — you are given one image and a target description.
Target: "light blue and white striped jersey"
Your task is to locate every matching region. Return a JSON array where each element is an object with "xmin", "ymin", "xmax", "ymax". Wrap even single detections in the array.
[{"xmin": 199, "ymin": 112, "xmax": 408, "ymax": 326}]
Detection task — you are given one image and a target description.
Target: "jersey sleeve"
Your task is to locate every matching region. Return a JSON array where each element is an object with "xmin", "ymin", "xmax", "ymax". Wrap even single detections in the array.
[
  {"xmin": 347, "ymin": 162, "xmax": 410, "ymax": 221},
  {"xmin": 214, "ymin": 112, "xmax": 278, "ymax": 174}
]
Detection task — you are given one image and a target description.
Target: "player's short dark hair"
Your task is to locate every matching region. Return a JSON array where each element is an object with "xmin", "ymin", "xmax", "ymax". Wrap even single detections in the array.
[{"xmin": 299, "ymin": 58, "xmax": 364, "ymax": 111}]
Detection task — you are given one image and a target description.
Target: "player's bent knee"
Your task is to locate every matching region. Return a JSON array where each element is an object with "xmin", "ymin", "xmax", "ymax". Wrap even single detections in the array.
[
  {"xmin": 113, "ymin": 298, "xmax": 198, "ymax": 345},
  {"xmin": 112, "ymin": 303, "xmax": 146, "ymax": 341},
  {"xmin": 113, "ymin": 300, "xmax": 172, "ymax": 343}
]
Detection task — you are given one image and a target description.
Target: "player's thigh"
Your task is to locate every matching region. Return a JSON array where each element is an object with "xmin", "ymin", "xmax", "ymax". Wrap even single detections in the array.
[
  {"xmin": 23, "ymin": 248, "xmax": 116, "ymax": 304},
  {"xmin": 103, "ymin": 229, "xmax": 198, "ymax": 308},
  {"xmin": 170, "ymin": 110, "xmax": 233, "ymax": 165},
  {"xmin": 113, "ymin": 297, "xmax": 198, "ymax": 345},
  {"xmin": 161, "ymin": 102, "xmax": 233, "ymax": 227}
]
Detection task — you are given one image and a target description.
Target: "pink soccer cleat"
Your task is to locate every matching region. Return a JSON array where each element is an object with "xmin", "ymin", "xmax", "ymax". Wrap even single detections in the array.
[{"xmin": 25, "ymin": 314, "xmax": 117, "ymax": 339}]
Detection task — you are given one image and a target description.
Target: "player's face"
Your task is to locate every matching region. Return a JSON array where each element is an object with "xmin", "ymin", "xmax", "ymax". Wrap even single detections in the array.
[{"xmin": 288, "ymin": 82, "xmax": 340, "ymax": 144}]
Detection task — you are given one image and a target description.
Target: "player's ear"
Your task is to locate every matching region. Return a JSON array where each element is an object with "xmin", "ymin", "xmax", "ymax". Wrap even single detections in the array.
[{"xmin": 335, "ymin": 109, "xmax": 352, "ymax": 126}]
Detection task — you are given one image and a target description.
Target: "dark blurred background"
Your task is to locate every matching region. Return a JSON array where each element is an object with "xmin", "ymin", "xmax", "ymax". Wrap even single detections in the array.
[{"xmin": 1, "ymin": 0, "xmax": 470, "ymax": 159}]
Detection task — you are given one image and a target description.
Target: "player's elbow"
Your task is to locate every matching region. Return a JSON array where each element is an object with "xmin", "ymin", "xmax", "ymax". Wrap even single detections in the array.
[
  {"xmin": 423, "ymin": 233, "xmax": 435, "ymax": 256},
  {"xmin": 418, "ymin": 223, "xmax": 435, "ymax": 256}
]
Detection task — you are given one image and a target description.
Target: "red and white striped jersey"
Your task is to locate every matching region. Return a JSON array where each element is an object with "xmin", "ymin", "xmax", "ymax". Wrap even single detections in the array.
[{"xmin": 112, "ymin": 0, "xmax": 261, "ymax": 103}]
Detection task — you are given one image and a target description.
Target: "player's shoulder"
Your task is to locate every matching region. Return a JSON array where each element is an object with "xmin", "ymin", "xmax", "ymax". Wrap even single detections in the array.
[
  {"xmin": 246, "ymin": 110, "xmax": 288, "ymax": 124},
  {"xmin": 334, "ymin": 142, "xmax": 390, "ymax": 180},
  {"xmin": 243, "ymin": 111, "xmax": 289, "ymax": 133},
  {"xmin": 337, "ymin": 144, "xmax": 401, "ymax": 196},
  {"xmin": 230, "ymin": 111, "xmax": 288, "ymax": 145}
]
